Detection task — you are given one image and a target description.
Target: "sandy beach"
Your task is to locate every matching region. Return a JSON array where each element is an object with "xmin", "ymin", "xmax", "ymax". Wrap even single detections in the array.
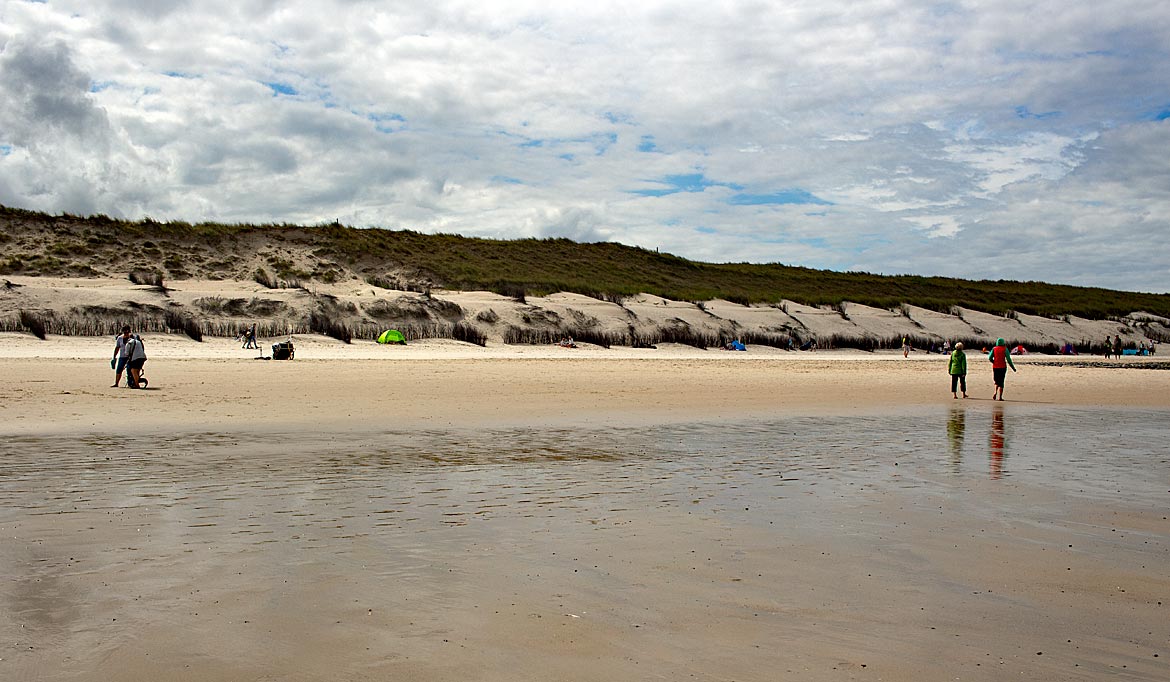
[
  {"xmin": 2, "ymin": 332, "xmax": 1169, "ymax": 681},
  {"xmin": 2, "ymin": 331, "xmax": 1169, "ymax": 435}
]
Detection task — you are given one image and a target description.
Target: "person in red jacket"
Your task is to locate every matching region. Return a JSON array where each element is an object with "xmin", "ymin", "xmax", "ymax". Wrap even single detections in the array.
[{"xmin": 988, "ymin": 337, "xmax": 1017, "ymax": 401}]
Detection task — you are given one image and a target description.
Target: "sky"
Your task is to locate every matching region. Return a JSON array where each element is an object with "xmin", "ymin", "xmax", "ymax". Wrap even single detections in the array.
[{"xmin": 1, "ymin": 1, "xmax": 1168, "ymax": 293}]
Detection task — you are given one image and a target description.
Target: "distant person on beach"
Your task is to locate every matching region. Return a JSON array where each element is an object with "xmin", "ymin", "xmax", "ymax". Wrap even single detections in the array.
[
  {"xmin": 1114, "ymin": 335, "xmax": 1123, "ymax": 356},
  {"xmin": 111, "ymin": 325, "xmax": 138, "ymax": 387},
  {"xmin": 949, "ymin": 342, "xmax": 968, "ymax": 399},
  {"xmin": 988, "ymin": 337, "xmax": 1016, "ymax": 401},
  {"xmin": 902, "ymin": 335, "xmax": 910, "ymax": 358},
  {"xmin": 124, "ymin": 332, "xmax": 147, "ymax": 388},
  {"xmin": 243, "ymin": 323, "xmax": 258, "ymax": 349},
  {"xmin": 1104, "ymin": 336, "xmax": 1113, "ymax": 359}
]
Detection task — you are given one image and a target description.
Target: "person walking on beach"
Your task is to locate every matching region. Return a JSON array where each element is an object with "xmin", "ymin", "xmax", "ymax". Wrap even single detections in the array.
[
  {"xmin": 243, "ymin": 323, "xmax": 258, "ymax": 349},
  {"xmin": 1114, "ymin": 334, "xmax": 1123, "ymax": 357},
  {"xmin": 123, "ymin": 331, "xmax": 148, "ymax": 388},
  {"xmin": 902, "ymin": 335, "xmax": 911, "ymax": 358},
  {"xmin": 949, "ymin": 342, "xmax": 968, "ymax": 399},
  {"xmin": 988, "ymin": 337, "xmax": 1016, "ymax": 401},
  {"xmin": 1104, "ymin": 336, "xmax": 1113, "ymax": 359},
  {"xmin": 111, "ymin": 325, "xmax": 137, "ymax": 387}
]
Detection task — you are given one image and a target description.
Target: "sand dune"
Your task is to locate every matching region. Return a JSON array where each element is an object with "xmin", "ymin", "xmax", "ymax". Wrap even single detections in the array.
[{"xmin": 3, "ymin": 275, "xmax": 1165, "ymax": 352}]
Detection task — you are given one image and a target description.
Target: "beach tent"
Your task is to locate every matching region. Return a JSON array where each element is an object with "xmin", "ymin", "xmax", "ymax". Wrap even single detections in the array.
[{"xmin": 377, "ymin": 329, "xmax": 406, "ymax": 345}]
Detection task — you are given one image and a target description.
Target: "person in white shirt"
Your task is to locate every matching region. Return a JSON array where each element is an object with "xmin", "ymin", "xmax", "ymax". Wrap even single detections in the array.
[
  {"xmin": 124, "ymin": 332, "xmax": 148, "ymax": 389},
  {"xmin": 111, "ymin": 325, "xmax": 136, "ymax": 387}
]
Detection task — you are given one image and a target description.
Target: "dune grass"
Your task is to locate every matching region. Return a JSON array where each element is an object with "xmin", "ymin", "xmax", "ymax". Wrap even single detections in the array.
[
  {"xmin": 0, "ymin": 305, "xmax": 1144, "ymax": 356},
  {"xmin": 4, "ymin": 205, "xmax": 1168, "ymax": 320}
]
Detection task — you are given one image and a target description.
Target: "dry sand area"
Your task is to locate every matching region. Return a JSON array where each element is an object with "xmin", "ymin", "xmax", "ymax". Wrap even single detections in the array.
[
  {"xmin": 2, "ymin": 333, "xmax": 1169, "ymax": 681},
  {"xmin": 1, "ymin": 332, "xmax": 1169, "ymax": 434}
]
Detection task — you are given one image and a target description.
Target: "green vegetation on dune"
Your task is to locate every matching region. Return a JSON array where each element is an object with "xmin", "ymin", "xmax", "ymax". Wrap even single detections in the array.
[{"xmin": 2, "ymin": 204, "xmax": 1168, "ymax": 320}]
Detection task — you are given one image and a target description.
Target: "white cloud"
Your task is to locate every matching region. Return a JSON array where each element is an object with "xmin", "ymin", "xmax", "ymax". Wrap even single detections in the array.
[
  {"xmin": 0, "ymin": 0, "xmax": 1168, "ymax": 291},
  {"xmin": 904, "ymin": 215, "xmax": 962, "ymax": 239}
]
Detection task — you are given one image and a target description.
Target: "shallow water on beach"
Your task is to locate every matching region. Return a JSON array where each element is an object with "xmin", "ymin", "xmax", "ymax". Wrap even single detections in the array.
[
  {"xmin": 3, "ymin": 405, "xmax": 1166, "ymax": 527},
  {"xmin": 2, "ymin": 405, "xmax": 1168, "ymax": 681}
]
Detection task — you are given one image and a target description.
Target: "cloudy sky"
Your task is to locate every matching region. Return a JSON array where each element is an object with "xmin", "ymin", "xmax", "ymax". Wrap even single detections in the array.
[{"xmin": 1, "ymin": 1, "xmax": 1168, "ymax": 292}]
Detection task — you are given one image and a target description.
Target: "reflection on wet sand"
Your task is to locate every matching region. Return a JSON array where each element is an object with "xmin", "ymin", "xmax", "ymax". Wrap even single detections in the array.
[
  {"xmin": 989, "ymin": 404, "xmax": 1007, "ymax": 479},
  {"xmin": 946, "ymin": 405, "xmax": 965, "ymax": 470},
  {"xmin": 2, "ymin": 407, "xmax": 1169, "ymax": 681}
]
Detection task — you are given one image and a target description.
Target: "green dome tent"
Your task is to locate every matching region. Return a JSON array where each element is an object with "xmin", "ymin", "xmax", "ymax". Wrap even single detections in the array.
[{"xmin": 377, "ymin": 329, "xmax": 406, "ymax": 345}]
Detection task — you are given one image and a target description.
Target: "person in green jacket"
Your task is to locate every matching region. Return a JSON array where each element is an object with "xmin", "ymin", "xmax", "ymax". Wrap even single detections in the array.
[{"xmin": 948, "ymin": 342, "xmax": 968, "ymax": 399}]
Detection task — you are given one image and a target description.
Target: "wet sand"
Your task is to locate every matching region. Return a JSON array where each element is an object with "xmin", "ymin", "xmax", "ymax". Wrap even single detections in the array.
[{"xmin": 2, "ymin": 341, "xmax": 1169, "ymax": 680}]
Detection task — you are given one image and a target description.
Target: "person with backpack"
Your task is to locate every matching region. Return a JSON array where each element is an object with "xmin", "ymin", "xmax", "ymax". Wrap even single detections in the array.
[{"xmin": 988, "ymin": 337, "xmax": 1016, "ymax": 401}]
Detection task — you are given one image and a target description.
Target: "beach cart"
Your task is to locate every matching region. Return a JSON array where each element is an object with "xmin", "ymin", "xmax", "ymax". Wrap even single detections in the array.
[{"xmin": 272, "ymin": 340, "xmax": 295, "ymax": 360}]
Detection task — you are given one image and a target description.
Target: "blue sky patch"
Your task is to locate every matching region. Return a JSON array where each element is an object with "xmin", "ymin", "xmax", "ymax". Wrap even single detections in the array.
[
  {"xmin": 368, "ymin": 112, "xmax": 406, "ymax": 133},
  {"xmin": 1134, "ymin": 105, "xmax": 1170, "ymax": 121},
  {"xmin": 695, "ymin": 226, "xmax": 717, "ymax": 234},
  {"xmin": 631, "ymin": 173, "xmax": 742, "ymax": 197},
  {"xmin": 638, "ymin": 136, "xmax": 659, "ymax": 152},
  {"xmin": 0, "ymin": 144, "xmax": 12, "ymax": 156},
  {"xmin": 1016, "ymin": 105, "xmax": 1060, "ymax": 120},
  {"xmin": 997, "ymin": 48, "xmax": 1109, "ymax": 63},
  {"xmin": 728, "ymin": 189, "xmax": 830, "ymax": 206},
  {"xmin": 491, "ymin": 175, "xmax": 523, "ymax": 184},
  {"xmin": 264, "ymin": 81, "xmax": 298, "ymax": 96},
  {"xmin": 513, "ymin": 132, "xmax": 614, "ymax": 155},
  {"xmin": 595, "ymin": 132, "xmax": 617, "ymax": 155}
]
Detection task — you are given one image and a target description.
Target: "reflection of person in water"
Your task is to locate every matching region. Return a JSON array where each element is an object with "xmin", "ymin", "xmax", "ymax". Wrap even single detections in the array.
[
  {"xmin": 989, "ymin": 404, "xmax": 1006, "ymax": 480},
  {"xmin": 946, "ymin": 405, "xmax": 965, "ymax": 470}
]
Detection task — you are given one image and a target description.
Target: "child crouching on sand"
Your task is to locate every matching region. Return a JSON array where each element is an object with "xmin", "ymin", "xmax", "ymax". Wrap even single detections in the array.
[{"xmin": 948, "ymin": 342, "xmax": 968, "ymax": 399}]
